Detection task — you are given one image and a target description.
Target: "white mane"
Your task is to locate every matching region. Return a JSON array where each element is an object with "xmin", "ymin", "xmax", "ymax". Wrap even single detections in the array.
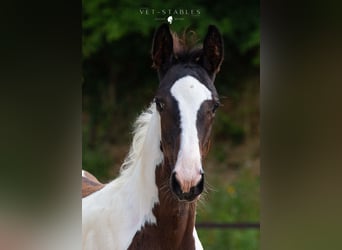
[
  {"xmin": 120, "ymin": 104, "xmax": 158, "ymax": 174},
  {"xmin": 82, "ymin": 103, "xmax": 163, "ymax": 250}
]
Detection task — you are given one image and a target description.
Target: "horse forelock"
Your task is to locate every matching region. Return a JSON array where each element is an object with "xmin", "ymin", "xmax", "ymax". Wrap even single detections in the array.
[
  {"xmin": 172, "ymin": 29, "xmax": 202, "ymax": 54},
  {"xmin": 172, "ymin": 30, "xmax": 202, "ymax": 61}
]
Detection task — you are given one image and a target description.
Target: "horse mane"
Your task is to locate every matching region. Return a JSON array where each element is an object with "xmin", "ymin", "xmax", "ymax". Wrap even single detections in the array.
[{"xmin": 120, "ymin": 103, "xmax": 159, "ymax": 173}]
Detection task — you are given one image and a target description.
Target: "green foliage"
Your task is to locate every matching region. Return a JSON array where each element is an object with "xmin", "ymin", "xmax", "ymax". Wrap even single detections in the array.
[
  {"xmin": 197, "ymin": 229, "xmax": 259, "ymax": 250},
  {"xmin": 198, "ymin": 169, "xmax": 259, "ymax": 222},
  {"xmin": 82, "ymin": 146, "xmax": 112, "ymax": 181},
  {"xmin": 215, "ymin": 112, "xmax": 246, "ymax": 145},
  {"xmin": 83, "ymin": 0, "xmax": 259, "ymax": 62},
  {"xmin": 82, "ymin": 123, "xmax": 112, "ymax": 180}
]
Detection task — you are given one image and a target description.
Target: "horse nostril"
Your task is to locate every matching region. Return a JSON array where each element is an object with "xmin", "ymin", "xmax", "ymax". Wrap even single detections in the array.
[
  {"xmin": 171, "ymin": 172, "xmax": 182, "ymax": 197},
  {"xmin": 194, "ymin": 173, "xmax": 204, "ymax": 196}
]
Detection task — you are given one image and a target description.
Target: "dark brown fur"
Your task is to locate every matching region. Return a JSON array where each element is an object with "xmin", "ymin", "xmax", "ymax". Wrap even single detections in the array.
[{"xmin": 128, "ymin": 163, "xmax": 197, "ymax": 250}]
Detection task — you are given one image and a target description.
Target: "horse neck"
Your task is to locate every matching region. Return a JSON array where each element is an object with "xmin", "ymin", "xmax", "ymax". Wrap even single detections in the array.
[
  {"xmin": 153, "ymin": 162, "xmax": 197, "ymax": 248},
  {"xmin": 122, "ymin": 108, "xmax": 198, "ymax": 248}
]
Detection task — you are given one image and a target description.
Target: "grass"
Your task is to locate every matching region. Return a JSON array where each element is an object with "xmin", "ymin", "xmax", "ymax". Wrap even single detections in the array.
[
  {"xmin": 197, "ymin": 164, "xmax": 260, "ymax": 250},
  {"xmin": 197, "ymin": 229, "xmax": 260, "ymax": 250}
]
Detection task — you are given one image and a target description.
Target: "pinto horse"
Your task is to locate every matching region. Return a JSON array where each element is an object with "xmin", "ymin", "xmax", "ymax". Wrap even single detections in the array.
[{"xmin": 82, "ymin": 23, "xmax": 224, "ymax": 250}]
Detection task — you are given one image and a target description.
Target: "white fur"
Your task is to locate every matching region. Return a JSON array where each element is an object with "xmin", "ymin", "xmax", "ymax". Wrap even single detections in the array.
[
  {"xmin": 82, "ymin": 170, "xmax": 86, "ymax": 177},
  {"xmin": 171, "ymin": 76, "xmax": 212, "ymax": 192},
  {"xmin": 82, "ymin": 103, "xmax": 163, "ymax": 250},
  {"xmin": 193, "ymin": 227, "xmax": 204, "ymax": 250}
]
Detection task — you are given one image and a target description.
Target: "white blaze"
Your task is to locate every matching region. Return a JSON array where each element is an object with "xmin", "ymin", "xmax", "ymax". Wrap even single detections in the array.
[{"xmin": 170, "ymin": 75, "xmax": 212, "ymax": 192}]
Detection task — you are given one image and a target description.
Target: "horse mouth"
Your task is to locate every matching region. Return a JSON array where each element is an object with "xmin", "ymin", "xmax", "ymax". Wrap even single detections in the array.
[{"xmin": 175, "ymin": 191, "xmax": 202, "ymax": 202}]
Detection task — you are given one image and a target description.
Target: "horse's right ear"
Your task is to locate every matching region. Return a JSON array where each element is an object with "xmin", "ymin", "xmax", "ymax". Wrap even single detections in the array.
[{"xmin": 152, "ymin": 23, "xmax": 173, "ymax": 70}]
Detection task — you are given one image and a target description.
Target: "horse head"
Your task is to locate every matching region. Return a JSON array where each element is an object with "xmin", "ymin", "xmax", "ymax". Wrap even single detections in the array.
[{"xmin": 152, "ymin": 24, "xmax": 224, "ymax": 202}]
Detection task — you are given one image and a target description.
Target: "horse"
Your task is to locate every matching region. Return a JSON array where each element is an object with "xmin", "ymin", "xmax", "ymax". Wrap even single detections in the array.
[{"xmin": 82, "ymin": 23, "xmax": 224, "ymax": 250}]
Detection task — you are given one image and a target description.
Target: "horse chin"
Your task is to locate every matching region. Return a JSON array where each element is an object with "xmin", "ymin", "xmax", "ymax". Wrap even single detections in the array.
[
  {"xmin": 180, "ymin": 195, "xmax": 201, "ymax": 203},
  {"xmin": 172, "ymin": 191, "xmax": 202, "ymax": 203}
]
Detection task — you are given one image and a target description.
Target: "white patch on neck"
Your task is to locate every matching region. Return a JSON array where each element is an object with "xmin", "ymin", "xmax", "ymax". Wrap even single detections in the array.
[
  {"xmin": 171, "ymin": 75, "xmax": 212, "ymax": 191},
  {"xmin": 82, "ymin": 103, "xmax": 163, "ymax": 250},
  {"xmin": 193, "ymin": 227, "xmax": 204, "ymax": 250}
]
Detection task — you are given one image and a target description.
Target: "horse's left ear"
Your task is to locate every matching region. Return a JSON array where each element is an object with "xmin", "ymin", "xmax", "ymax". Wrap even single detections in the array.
[{"xmin": 202, "ymin": 25, "xmax": 224, "ymax": 75}]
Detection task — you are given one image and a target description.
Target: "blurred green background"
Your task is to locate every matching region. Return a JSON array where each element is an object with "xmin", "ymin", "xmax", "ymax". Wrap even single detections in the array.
[{"xmin": 83, "ymin": 1, "xmax": 259, "ymax": 249}]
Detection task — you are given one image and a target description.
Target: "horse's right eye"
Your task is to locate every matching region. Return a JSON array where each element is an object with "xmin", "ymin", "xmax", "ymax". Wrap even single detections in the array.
[{"xmin": 155, "ymin": 98, "xmax": 165, "ymax": 112}]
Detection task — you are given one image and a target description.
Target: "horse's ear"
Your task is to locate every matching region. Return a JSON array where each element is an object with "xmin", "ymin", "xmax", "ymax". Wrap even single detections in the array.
[
  {"xmin": 152, "ymin": 23, "xmax": 173, "ymax": 70},
  {"xmin": 202, "ymin": 25, "xmax": 224, "ymax": 75}
]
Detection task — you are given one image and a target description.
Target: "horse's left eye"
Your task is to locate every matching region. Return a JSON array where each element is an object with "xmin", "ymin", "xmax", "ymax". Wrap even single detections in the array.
[{"xmin": 212, "ymin": 101, "xmax": 220, "ymax": 113}]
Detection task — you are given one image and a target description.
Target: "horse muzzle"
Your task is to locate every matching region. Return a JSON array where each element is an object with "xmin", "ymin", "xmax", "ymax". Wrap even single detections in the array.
[{"xmin": 170, "ymin": 172, "xmax": 204, "ymax": 202}]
